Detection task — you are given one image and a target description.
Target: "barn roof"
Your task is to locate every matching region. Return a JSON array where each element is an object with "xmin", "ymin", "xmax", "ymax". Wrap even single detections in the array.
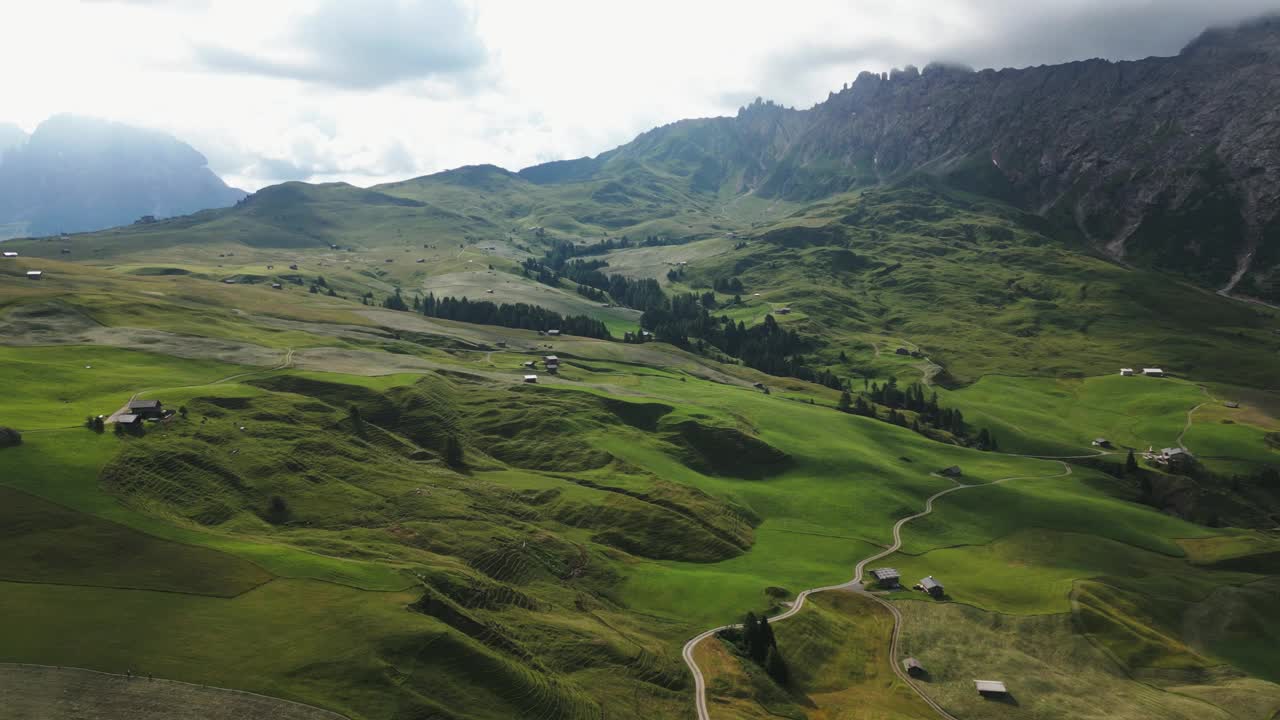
[
  {"xmin": 920, "ymin": 576, "xmax": 943, "ymax": 590},
  {"xmin": 129, "ymin": 399, "xmax": 162, "ymax": 409},
  {"xmin": 115, "ymin": 414, "xmax": 140, "ymax": 424},
  {"xmin": 903, "ymin": 657, "xmax": 922, "ymax": 670},
  {"xmin": 870, "ymin": 568, "xmax": 900, "ymax": 580},
  {"xmin": 974, "ymin": 680, "xmax": 1007, "ymax": 694}
]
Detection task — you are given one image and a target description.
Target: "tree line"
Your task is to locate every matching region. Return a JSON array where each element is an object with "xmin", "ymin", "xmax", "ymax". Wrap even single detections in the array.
[
  {"xmin": 838, "ymin": 377, "xmax": 998, "ymax": 450},
  {"xmin": 521, "ymin": 251, "xmax": 664, "ymax": 312},
  {"xmin": 637, "ymin": 295, "xmax": 842, "ymax": 389},
  {"xmin": 419, "ymin": 292, "xmax": 610, "ymax": 338}
]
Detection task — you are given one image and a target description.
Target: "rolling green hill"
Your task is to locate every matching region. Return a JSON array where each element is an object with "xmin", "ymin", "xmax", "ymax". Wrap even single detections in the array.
[{"xmin": 2, "ymin": 25, "xmax": 1280, "ymax": 717}]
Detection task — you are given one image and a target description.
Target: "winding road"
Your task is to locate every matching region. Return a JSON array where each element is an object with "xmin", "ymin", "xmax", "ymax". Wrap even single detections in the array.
[{"xmin": 681, "ymin": 460, "xmax": 1073, "ymax": 720}]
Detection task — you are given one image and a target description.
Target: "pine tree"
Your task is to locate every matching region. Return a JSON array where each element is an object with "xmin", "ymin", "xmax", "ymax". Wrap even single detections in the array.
[
  {"xmin": 838, "ymin": 390, "xmax": 852, "ymax": 413},
  {"xmin": 445, "ymin": 435, "xmax": 464, "ymax": 467},
  {"xmin": 1125, "ymin": 448, "xmax": 1138, "ymax": 474},
  {"xmin": 764, "ymin": 646, "xmax": 789, "ymax": 685},
  {"xmin": 976, "ymin": 428, "xmax": 992, "ymax": 450}
]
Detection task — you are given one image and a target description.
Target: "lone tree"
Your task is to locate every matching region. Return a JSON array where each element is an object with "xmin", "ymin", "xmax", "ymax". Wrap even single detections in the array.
[
  {"xmin": 348, "ymin": 405, "xmax": 365, "ymax": 436},
  {"xmin": 0, "ymin": 426, "xmax": 22, "ymax": 448},
  {"xmin": 444, "ymin": 434, "xmax": 464, "ymax": 467},
  {"xmin": 266, "ymin": 495, "xmax": 290, "ymax": 524},
  {"xmin": 1125, "ymin": 448, "xmax": 1138, "ymax": 474}
]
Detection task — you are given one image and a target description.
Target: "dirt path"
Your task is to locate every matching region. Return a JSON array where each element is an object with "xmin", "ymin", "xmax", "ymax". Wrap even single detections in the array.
[
  {"xmin": 681, "ymin": 461, "xmax": 1073, "ymax": 720},
  {"xmin": 1177, "ymin": 386, "xmax": 1215, "ymax": 452}
]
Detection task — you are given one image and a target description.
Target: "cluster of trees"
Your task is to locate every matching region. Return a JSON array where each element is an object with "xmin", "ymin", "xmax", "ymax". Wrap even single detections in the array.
[
  {"xmin": 308, "ymin": 275, "xmax": 337, "ymax": 297},
  {"xmin": 420, "ymin": 293, "xmax": 610, "ymax": 339},
  {"xmin": 521, "ymin": 252, "xmax": 665, "ymax": 311},
  {"xmin": 838, "ymin": 378, "xmax": 998, "ymax": 449},
  {"xmin": 720, "ymin": 612, "xmax": 788, "ymax": 686},
  {"xmin": 712, "ymin": 276, "xmax": 744, "ymax": 294},
  {"xmin": 84, "ymin": 415, "xmax": 106, "ymax": 433},
  {"xmin": 543, "ymin": 235, "xmax": 691, "ymax": 264},
  {"xmin": 639, "ymin": 297, "xmax": 839, "ymax": 387},
  {"xmin": 866, "ymin": 379, "xmax": 970, "ymax": 437},
  {"xmin": 382, "ymin": 288, "xmax": 411, "ymax": 311}
]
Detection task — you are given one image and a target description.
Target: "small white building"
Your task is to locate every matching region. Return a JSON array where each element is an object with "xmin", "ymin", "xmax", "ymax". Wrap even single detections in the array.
[
  {"xmin": 26, "ymin": 270, "xmax": 42, "ymax": 279},
  {"xmin": 1120, "ymin": 368, "xmax": 1134, "ymax": 376},
  {"xmin": 974, "ymin": 680, "xmax": 1008, "ymax": 697},
  {"xmin": 2, "ymin": 251, "xmax": 17, "ymax": 258},
  {"xmin": 546, "ymin": 329, "xmax": 561, "ymax": 336},
  {"xmin": 523, "ymin": 374, "xmax": 538, "ymax": 383},
  {"xmin": 1142, "ymin": 368, "xmax": 1165, "ymax": 377}
]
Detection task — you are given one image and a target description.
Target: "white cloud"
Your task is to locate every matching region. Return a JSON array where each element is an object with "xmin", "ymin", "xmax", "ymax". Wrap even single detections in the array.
[{"xmin": 1, "ymin": 0, "xmax": 1274, "ymax": 190}]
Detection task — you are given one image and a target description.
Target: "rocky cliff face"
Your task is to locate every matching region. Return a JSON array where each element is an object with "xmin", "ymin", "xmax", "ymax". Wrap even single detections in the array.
[
  {"xmin": 0, "ymin": 115, "xmax": 246, "ymax": 238},
  {"xmin": 760, "ymin": 16, "xmax": 1280, "ymax": 298}
]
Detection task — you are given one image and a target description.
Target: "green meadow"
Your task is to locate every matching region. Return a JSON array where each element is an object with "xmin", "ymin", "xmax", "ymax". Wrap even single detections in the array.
[{"xmin": 0, "ymin": 172, "xmax": 1277, "ymax": 720}]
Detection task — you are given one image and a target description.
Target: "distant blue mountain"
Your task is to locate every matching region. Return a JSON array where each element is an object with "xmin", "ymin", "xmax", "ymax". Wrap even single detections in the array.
[{"xmin": 0, "ymin": 115, "xmax": 245, "ymax": 238}]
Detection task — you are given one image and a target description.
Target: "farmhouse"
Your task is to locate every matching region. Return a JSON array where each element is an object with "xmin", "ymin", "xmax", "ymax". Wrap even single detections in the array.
[
  {"xmin": 127, "ymin": 399, "xmax": 164, "ymax": 419},
  {"xmin": 902, "ymin": 657, "xmax": 925, "ymax": 677},
  {"xmin": 1142, "ymin": 368, "xmax": 1165, "ymax": 377},
  {"xmin": 919, "ymin": 576, "xmax": 945, "ymax": 598},
  {"xmin": 939, "ymin": 465, "xmax": 962, "ymax": 478},
  {"xmin": 26, "ymin": 270, "xmax": 42, "ymax": 279},
  {"xmin": 1120, "ymin": 368, "xmax": 1134, "ymax": 376},
  {"xmin": 1158, "ymin": 447, "xmax": 1195, "ymax": 471},
  {"xmin": 271, "ymin": 283, "xmax": 282, "ymax": 289},
  {"xmin": 974, "ymin": 680, "xmax": 1008, "ymax": 697},
  {"xmin": 1092, "ymin": 437, "xmax": 1111, "ymax": 448},
  {"xmin": 523, "ymin": 374, "xmax": 538, "ymax": 383},
  {"xmin": 868, "ymin": 567, "xmax": 901, "ymax": 588},
  {"xmin": 114, "ymin": 413, "xmax": 142, "ymax": 427},
  {"xmin": 895, "ymin": 347, "xmax": 910, "ymax": 355},
  {"xmin": 3, "ymin": 251, "xmax": 17, "ymax": 257}
]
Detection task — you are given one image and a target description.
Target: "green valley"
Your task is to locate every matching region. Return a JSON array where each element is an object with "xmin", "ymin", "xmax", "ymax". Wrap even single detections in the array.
[{"xmin": 3, "ymin": 14, "xmax": 1280, "ymax": 720}]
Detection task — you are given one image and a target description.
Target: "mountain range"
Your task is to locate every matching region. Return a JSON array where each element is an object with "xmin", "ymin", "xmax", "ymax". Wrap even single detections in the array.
[
  {"xmin": 0, "ymin": 115, "xmax": 245, "ymax": 239},
  {"xmin": 497, "ymin": 15, "xmax": 1280, "ymax": 301}
]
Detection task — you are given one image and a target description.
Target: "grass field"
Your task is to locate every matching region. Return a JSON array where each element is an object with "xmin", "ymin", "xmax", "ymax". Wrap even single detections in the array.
[
  {"xmin": 3, "ymin": 664, "xmax": 344, "ymax": 720},
  {"xmin": 895, "ymin": 600, "xmax": 1280, "ymax": 720},
  {"xmin": 1, "ymin": 178, "xmax": 1277, "ymax": 720}
]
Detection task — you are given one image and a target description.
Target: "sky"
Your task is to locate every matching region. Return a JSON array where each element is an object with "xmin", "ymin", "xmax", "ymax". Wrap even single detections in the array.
[{"xmin": 1, "ymin": 0, "xmax": 1274, "ymax": 191}]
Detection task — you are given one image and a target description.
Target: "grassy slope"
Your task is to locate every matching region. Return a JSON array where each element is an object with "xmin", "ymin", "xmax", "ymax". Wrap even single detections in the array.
[{"xmin": 0, "ymin": 169, "xmax": 1277, "ymax": 720}]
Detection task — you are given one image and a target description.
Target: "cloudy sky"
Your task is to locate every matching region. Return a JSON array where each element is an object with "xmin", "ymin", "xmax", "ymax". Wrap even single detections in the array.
[{"xmin": 2, "ymin": 0, "xmax": 1274, "ymax": 190}]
